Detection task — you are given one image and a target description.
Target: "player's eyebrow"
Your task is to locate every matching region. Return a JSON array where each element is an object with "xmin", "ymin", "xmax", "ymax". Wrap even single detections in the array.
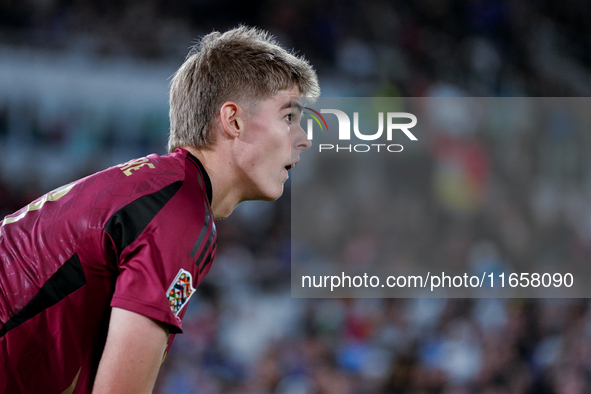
[{"xmin": 281, "ymin": 100, "xmax": 302, "ymax": 116}]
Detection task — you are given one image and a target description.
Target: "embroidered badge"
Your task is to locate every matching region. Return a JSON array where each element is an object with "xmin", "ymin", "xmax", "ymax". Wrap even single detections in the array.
[{"xmin": 166, "ymin": 269, "xmax": 195, "ymax": 316}]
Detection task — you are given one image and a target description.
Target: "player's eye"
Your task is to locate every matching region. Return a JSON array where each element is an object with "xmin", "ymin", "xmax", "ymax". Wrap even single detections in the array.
[{"xmin": 285, "ymin": 114, "xmax": 293, "ymax": 123}]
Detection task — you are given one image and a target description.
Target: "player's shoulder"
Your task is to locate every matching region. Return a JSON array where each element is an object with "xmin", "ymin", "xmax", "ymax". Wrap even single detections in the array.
[
  {"xmin": 84, "ymin": 149, "xmax": 192, "ymax": 193},
  {"xmin": 116, "ymin": 148, "xmax": 211, "ymax": 207},
  {"xmin": 113, "ymin": 149, "xmax": 188, "ymax": 176},
  {"xmin": 60, "ymin": 149, "xmax": 194, "ymax": 213}
]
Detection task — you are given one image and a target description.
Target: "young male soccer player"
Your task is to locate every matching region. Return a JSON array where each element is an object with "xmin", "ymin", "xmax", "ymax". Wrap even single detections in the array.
[{"xmin": 0, "ymin": 26, "xmax": 318, "ymax": 393}]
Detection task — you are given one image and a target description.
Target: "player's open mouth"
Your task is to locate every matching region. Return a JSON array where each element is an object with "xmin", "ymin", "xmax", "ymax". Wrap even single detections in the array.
[{"xmin": 285, "ymin": 161, "xmax": 299, "ymax": 171}]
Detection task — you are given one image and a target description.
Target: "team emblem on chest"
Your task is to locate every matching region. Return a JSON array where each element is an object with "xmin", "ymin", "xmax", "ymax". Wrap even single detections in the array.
[{"xmin": 166, "ymin": 269, "xmax": 196, "ymax": 315}]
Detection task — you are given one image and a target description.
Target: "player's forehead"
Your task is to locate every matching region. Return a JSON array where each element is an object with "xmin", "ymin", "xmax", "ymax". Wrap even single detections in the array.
[
  {"xmin": 266, "ymin": 85, "xmax": 302, "ymax": 111},
  {"xmin": 273, "ymin": 86, "xmax": 302, "ymax": 116}
]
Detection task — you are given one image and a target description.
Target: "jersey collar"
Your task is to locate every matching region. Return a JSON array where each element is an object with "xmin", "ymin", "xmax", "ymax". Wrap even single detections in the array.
[{"xmin": 186, "ymin": 152, "xmax": 213, "ymax": 205}]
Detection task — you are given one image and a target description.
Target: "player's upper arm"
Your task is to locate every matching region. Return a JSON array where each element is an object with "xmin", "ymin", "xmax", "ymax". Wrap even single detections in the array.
[{"xmin": 92, "ymin": 307, "xmax": 169, "ymax": 394}]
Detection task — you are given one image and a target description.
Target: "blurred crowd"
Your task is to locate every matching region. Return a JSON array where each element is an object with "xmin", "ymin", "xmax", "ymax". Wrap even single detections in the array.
[
  {"xmin": 156, "ymin": 295, "xmax": 591, "ymax": 393},
  {"xmin": 2, "ymin": 0, "xmax": 591, "ymax": 393},
  {"xmin": 2, "ymin": 0, "xmax": 591, "ymax": 96}
]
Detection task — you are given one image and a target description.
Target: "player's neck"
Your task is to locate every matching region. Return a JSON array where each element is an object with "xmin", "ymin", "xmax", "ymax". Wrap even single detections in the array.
[{"xmin": 182, "ymin": 145, "xmax": 242, "ymax": 220}]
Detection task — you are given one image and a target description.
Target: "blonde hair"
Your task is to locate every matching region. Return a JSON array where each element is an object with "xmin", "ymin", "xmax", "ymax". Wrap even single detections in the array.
[{"xmin": 168, "ymin": 26, "xmax": 320, "ymax": 152}]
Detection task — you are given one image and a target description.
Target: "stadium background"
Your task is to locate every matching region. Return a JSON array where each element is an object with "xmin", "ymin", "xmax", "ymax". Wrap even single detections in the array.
[{"xmin": 1, "ymin": 0, "xmax": 591, "ymax": 392}]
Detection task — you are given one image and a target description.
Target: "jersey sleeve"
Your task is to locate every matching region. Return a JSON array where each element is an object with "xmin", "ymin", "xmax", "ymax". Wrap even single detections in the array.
[{"xmin": 107, "ymin": 172, "xmax": 216, "ymax": 334}]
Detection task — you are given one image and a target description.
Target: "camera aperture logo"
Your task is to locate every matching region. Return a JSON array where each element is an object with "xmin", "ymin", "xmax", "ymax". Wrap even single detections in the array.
[{"xmin": 303, "ymin": 107, "xmax": 417, "ymax": 153}]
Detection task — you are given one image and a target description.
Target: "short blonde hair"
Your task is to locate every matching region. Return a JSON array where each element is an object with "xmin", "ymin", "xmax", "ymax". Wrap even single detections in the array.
[{"xmin": 168, "ymin": 26, "xmax": 320, "ymax": 152}]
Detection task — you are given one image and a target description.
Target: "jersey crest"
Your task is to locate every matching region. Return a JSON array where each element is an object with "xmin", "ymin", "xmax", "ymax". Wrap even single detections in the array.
[{"xmin": 166, "ymin": 269, "xmax": 195, "ymax": 315}]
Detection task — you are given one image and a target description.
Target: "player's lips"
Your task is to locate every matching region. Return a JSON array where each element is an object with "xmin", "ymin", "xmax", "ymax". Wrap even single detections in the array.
[{"xmin": 284, "ymin": 160, "xmax": 300, "ymax": 171}]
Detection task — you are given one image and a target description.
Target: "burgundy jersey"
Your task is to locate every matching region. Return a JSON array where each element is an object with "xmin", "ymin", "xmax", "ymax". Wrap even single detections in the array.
[{"xmin": 0, "ymin": 149, "xmax": 217, "ymax": 393}]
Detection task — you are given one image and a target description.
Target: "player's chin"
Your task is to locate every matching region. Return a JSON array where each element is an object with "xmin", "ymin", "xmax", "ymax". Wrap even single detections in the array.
[
  {"xmin": 259, "ymin": 183, "xmax": 285, "ymax": 201},
  {"xmin": 264, "ymin": 188, "xmax": 284, "ymax": 201}
]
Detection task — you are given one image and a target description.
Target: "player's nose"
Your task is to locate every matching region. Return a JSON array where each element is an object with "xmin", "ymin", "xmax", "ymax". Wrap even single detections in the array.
[{"xmin": 292, "ymin": 123, "xmax": 312, "ymax": 151}]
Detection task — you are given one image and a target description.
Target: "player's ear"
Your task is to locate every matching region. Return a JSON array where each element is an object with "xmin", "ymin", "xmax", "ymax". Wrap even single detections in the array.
[{"xmin": 219, "ymin": 102, "xmax": 243, "ymax": 139}]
